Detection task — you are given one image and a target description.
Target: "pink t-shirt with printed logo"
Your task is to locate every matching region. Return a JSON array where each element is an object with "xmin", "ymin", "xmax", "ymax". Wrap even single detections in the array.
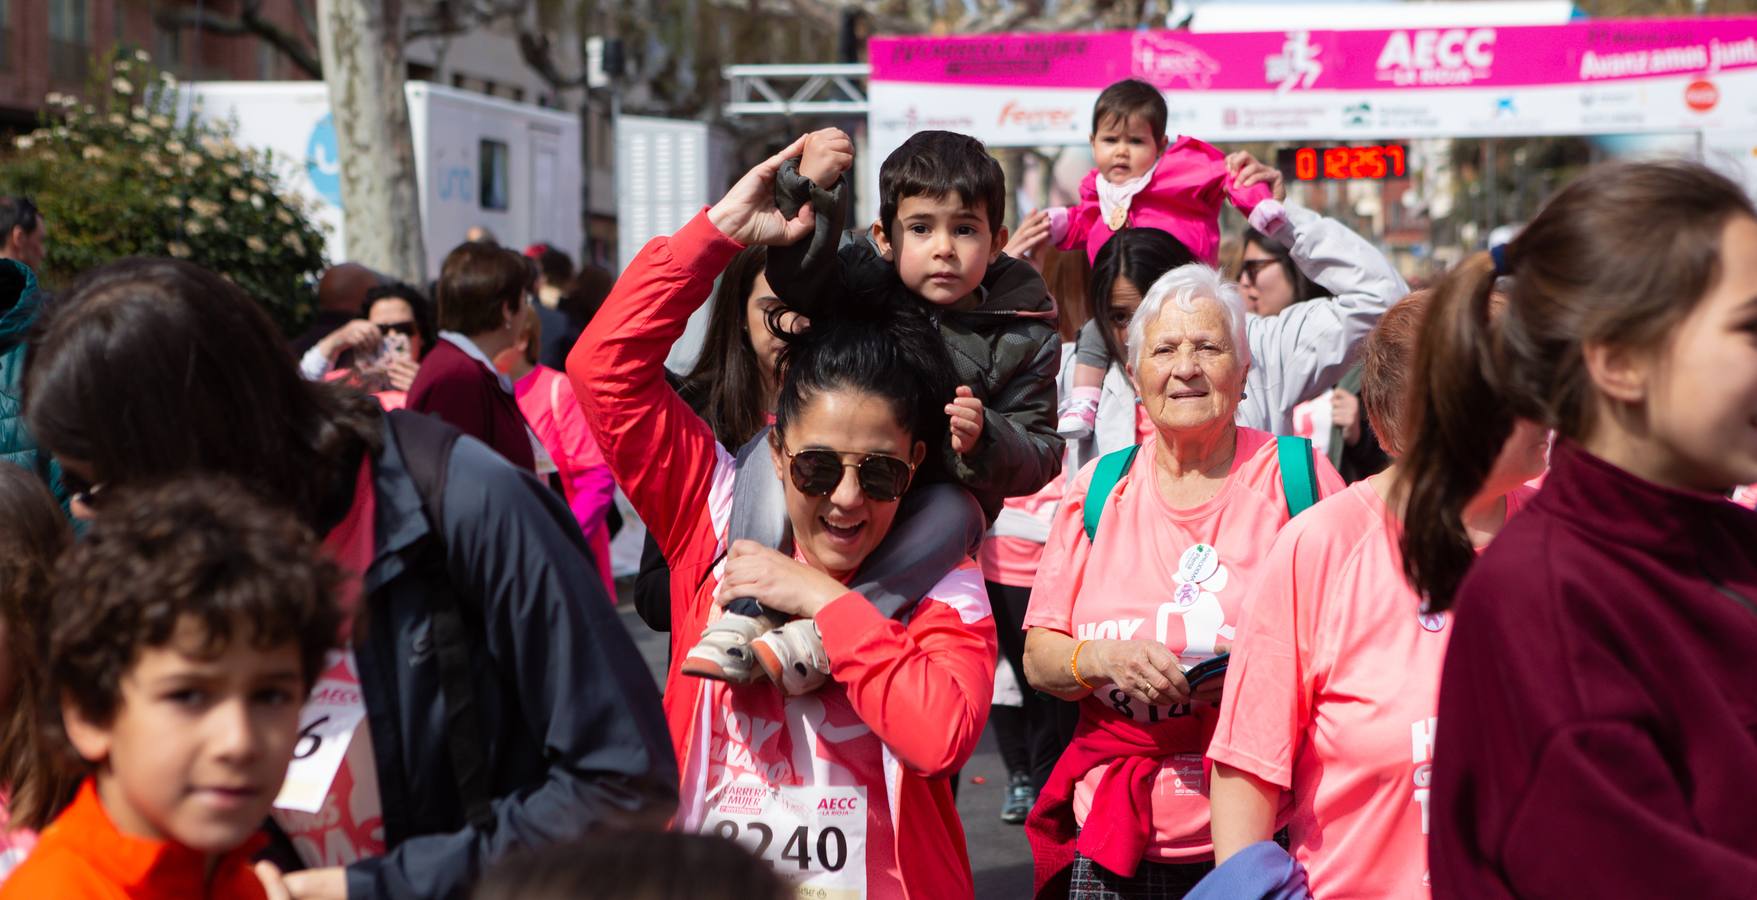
[
  {"xmin": 1024, "ymin": 427, "xmax": 1343, "ymax": 861},
  {"xmin": 1208, "ymin": 480, "xmax": 1533, "ymax": 899}
]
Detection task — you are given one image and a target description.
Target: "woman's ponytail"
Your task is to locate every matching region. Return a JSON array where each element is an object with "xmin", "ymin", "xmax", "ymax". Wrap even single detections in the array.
[{"xmin": 1397, "ymin": 251, "xmax": 1510, "ymax": 612}]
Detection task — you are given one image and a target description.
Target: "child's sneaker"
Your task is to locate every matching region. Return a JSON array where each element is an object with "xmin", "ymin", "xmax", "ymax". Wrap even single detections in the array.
[
  {"xmin": 752, "ymin": 619, "xmax": 831, "ymax": 695},
  {"xmin": 1057, "ymin": 389, "xmax": 1101, "ymax": 439},
  {"xmin": 681, "ymin": 611, "xmax": 780, "ymax": 684}
]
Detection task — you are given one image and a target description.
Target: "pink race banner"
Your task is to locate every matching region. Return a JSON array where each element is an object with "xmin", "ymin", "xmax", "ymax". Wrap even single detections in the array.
[{"xmin": 869, "ymin": 17, "xmax": 1757, "ymax": 93}]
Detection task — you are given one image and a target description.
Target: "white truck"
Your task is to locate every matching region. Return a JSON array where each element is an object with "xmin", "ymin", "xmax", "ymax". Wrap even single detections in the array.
[{"xmin": 187, "ymin": 80, "xmax": 582, "ymax": 279}]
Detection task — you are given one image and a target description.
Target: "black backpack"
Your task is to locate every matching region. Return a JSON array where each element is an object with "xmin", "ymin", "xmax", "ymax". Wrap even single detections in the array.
[{"xmin": 385, "ymin": 410, "xmax": 496, "ymax": 831}]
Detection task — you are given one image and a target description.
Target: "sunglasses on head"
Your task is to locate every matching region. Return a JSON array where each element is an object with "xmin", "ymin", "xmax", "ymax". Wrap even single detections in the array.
[
  {"xmin": 1239, "ymin": 258, "xmax": 1279, "ymax": 285},
  {"xmin": 377, "ymin": 322, "xmax": 418, "ymax": 337},
  {"xmin": 783, "ymin": 448, "xmax": 915, "ymax": 503}
]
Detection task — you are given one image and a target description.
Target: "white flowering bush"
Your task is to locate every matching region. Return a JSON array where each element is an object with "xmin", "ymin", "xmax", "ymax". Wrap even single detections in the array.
[{"xmin": 0, "ymin": 50, "xmax": 327, "ymax": 335}]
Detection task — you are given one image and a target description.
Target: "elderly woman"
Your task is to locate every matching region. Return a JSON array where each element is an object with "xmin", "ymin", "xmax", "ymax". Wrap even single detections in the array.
[{"xmin": 1022, "ymin": 264, "xmax": 1344, "ymax": 899}]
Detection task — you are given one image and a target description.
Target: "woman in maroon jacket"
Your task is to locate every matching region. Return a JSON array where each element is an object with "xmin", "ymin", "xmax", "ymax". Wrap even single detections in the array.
[
  {"xmin": 1399, "ymin": 160, "xmax": 1757, "ymax": 898},
  {"xmin": 407, "ymin": 242, "xmax": 539, "ymax": 471}
]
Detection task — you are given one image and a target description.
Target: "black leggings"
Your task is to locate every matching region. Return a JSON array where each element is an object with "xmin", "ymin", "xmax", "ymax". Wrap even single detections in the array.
[{"xmin": 987, "ymin": 581, "xmax": 1078, "ymax": 792}]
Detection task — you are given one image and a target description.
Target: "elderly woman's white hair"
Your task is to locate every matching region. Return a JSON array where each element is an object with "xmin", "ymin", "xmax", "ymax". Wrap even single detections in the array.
[{"xmin": 1125, "ymin": 264, "xmax": 1252, "ymax": 370}]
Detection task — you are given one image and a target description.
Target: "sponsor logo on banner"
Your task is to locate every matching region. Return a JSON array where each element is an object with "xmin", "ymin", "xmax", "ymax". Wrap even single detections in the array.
[
  {"xmin": 1220, "ymin": 104, "xmax": 1329, "ymax": 133},
  {"xmin": 996, "ymin": 101, "xmax": 1079, "ymax": 133},
  {"xmin": 874, "ymin": 105, "xmax": 976, "ymax": 135},
  {"xmin": 1342, "ymin": 101, "xmax": 1442, "ymax": 131},
  {"xmin": 1265, "ymin": 31, "xmax": 1325, "ymax": 93},
  {"xmin": 1686, "ymin": 79, "xmax": 1720, "ymax": 111},
  {"xmin": 1376, "ymin": 28, "xmax": 1497, "ymax": 86},
  {"xmin": 1131, "ymin": 32, "xmax": 1221, "ymax": 90}
]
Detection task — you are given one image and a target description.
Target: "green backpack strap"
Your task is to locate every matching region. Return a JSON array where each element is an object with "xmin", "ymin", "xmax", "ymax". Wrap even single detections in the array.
[
  {"xmin": 1276, "ymin": 434, "xmax": 1320, "ymax": 518},
  {"xmin": 1083, "ymin": 445, "xmax": 1141, "ymax": 542}
]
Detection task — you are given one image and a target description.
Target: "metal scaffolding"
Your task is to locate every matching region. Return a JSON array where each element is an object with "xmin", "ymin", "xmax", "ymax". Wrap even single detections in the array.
[{"xmin": 723, "ymin": 63, "xmax": 871, "ymax": 117}]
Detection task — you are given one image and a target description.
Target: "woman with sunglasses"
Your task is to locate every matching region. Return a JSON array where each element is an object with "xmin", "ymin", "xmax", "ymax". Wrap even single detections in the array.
[
  {"xmin": 1022, "ymin": 263, "xmax": 1346, "ymax": 899},
  {"xmin": 571, "ymin": 138, "xmax": 999, "ymax": 899}
]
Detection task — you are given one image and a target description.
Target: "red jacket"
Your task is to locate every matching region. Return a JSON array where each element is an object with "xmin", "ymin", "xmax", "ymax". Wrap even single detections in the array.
[
  {"xmin": 406, "ymin": 338, "xmax": 537, "ymax": 471},
  {"xmin": 569, "ymin": 211, "xmax": 998, "ymax": 899},
  {"xmin": 1027, "ymin": 712, "xmax": 1186, "ymax": 898},
  {"xmin": 0, "ymin": 779, "xmax": 268, "ymax": 900}
]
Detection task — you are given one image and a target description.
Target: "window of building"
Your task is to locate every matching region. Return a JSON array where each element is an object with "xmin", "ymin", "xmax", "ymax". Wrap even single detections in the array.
[
  {"xmin": 0, "ymin": 0, "xmax": 13, "ymax": 71},
  {"xmin": 479, "ymin": 139, "xmax": 509, "ymax": 211},
  {"xmin": 49, "ymin": 0, "xmax": 90, "ymax": 83},
  {"xmin": 408, "ymin": 61, "xmax": 436, "ymax": 83}
]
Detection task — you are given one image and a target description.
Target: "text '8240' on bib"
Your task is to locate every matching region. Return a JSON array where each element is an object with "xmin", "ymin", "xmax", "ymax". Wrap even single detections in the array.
[{"xmin": 703, "ymin": 780, "xmax": 866, "ymax": 899}]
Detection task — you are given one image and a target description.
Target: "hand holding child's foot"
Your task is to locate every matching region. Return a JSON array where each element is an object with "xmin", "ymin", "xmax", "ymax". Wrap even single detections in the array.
[
  {"xmin": 947, "ymin": 386, "xmax": 986, "ymax": 455},
  {"xmin": 709, "ymin": 133, "xmax": 818, "ymax": 246},
  {"xmin": 799, "ymin": 127, "xmax": 855, "ymax": 189}
]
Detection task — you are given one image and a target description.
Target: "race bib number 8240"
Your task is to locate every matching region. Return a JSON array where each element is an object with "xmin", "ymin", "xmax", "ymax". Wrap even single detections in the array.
[{"xmin": 704, "ymin": 781, "xmax": 866, "ymax": 899}]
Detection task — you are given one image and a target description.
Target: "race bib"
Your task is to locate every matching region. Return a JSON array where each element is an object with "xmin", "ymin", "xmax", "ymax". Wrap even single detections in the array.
[
  {"xmin": 274, "ymin": 650, "xmax": 368, "ymax": 814},
  {"xmin": 703, "ymin": 780, "xmax": 866, "ymax": 899}
]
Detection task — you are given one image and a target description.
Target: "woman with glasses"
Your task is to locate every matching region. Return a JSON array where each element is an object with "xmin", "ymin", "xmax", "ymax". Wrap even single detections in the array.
[
  {"xmin": 571, "ymin": 139, "xmax": 999, "ymax": 899},
  {"xmin": 299, "ymin": 283, "xmax": 436, "ymax": 411},
  {"xmin": 1021, "ymin": 262, "xmax": 1345, "ymax": 899}
]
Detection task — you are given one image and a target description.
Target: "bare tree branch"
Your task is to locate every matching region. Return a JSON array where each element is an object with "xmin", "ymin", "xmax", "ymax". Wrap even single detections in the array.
[
  {"xmin": 517, "ymin": 31, "xmax": 591, "ymax": 89},
  {"xmin": 154, "ymin": 3, "xmax": 324, "ymax": 77}
]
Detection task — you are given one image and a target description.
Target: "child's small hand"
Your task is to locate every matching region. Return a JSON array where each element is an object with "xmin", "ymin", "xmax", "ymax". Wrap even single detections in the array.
[
  {"xmin": 1226, "ymin": 150, "xmax": 1286, "ymax": 202},
  {"xmin": 799, "ymin": 128, "xmax": 855, "ymax": 189},
  {"xmin": 947, "ymin": 386, "xmax": 985, "ymax": 455},
  {"xmin": 1004, "ymin": 210, "xmax": 1053, "ymax": 270}
]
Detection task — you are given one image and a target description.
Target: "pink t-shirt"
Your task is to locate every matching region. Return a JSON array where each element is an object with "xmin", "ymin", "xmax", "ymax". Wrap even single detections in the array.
[
  {"xmin": 1023, "ymin": 427, "xmax": 1343, "ymax": 861},
  {"xmin": 1208, "ymin": 480, "xmax": 1533, "ymax": 898},
  {"xmin": 979, "ymin": 475, "xmax": 1066, "ymax": 588}
]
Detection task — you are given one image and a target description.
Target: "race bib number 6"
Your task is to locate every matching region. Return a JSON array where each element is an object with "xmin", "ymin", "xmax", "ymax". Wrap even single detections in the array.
[{"xmin": 704, "ymin": 781, "xmax": 866, "ymax": 899}]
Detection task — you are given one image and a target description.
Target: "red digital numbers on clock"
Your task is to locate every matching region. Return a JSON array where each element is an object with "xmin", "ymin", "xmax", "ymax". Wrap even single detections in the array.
[{"xmin": 1278, "ymin": 144, "xmax": 1410, "ymax": 181}]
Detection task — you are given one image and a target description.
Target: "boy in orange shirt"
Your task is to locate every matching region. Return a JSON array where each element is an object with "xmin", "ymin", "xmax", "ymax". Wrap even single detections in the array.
[{"xmin": 0, "ymin": 478, "xmax": 340, "ymax": 899}]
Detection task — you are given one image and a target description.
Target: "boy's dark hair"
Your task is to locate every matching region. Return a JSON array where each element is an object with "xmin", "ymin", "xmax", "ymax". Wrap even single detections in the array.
[
  {"xmin": 50, "ymin": 476, "xmax": 342, "ymax": 730},
  {"xmin": 1092, "ymin": 79, "xmax": 1167, "ymax": 141},
  {"xmin": 473, "ymin": 831, "xmax": 790, "ymax": 900},
  {"xmin": 438, "ymin": 242, "xmax": 532, "ymax": 334},
  {"xmin": 877, "ymin": 130, "xmax": 1006, "ymax": 240}
]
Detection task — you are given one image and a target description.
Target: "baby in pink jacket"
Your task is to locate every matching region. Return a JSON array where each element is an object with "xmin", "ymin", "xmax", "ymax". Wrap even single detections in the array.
[{"xmin": 1042, "ymin": 79, "xmax": 1273, "ymax": 438}]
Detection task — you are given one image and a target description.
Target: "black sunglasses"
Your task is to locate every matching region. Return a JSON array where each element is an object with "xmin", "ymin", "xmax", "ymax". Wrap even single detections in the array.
[
  {"xmin": 1238, "ymin": 258, "xmax": 1280, "ymax": 285},
  {"xmin": 377, "ymin": 322, "xmax": 418, "ymax": 337},
  {"xmin": 783, "ymin": 448, "xmax": 915, "ymax": 503}
]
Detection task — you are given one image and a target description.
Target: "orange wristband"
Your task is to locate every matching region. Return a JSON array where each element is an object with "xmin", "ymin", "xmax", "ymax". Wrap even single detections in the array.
[{"xmin": 1070, "ymin": 639, "xmax": 1096, "ymax": 691}]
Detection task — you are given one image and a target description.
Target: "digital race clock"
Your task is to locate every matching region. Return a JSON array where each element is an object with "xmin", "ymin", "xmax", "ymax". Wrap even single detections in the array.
[{"xmin": 1275, "ymin": 144, "xmax": 1409, "ymax": 181}]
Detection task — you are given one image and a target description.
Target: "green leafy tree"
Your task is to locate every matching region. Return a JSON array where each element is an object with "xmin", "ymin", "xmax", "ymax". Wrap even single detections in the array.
[{"xmin": 0, "ymin": 50, "xmax": 329, "ymax": 337}]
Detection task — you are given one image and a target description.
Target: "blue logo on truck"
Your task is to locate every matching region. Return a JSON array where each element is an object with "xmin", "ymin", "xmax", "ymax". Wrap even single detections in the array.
[{"xmin": 306, "ymin": 114, "xmax": 342, "ymax": 205}]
